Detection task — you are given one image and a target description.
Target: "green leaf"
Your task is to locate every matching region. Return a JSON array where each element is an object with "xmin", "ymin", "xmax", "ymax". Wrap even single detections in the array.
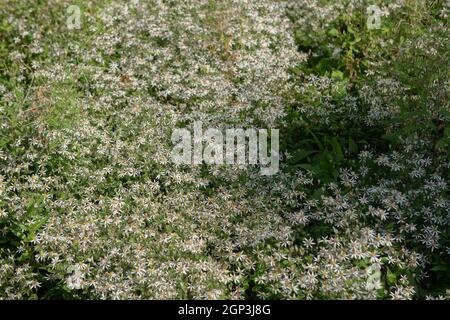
[
  {"xmin": 431, "ymin": 264, "xmax": 448, "ymax": 272},
  {"xmin": 386, "ymin": 268, "xmax": 397, "ymax": 285},
  {"xmin": 330, "ymin": 137, "xmax": 344, "ymax": 162},
  {"xmin": 290, "ymin": 149, "xmax": 316, "ymax": 163},
  {"xmin": 348, "ymin": 137, "xmax": 358, "ymax": 153},
  {"xmin": 327, "ymin": 28, "xmax": 340, "ymax": 37},
  {"xmin": 331, "ymin": 70, "xmax": 344, "ymax": 80}
]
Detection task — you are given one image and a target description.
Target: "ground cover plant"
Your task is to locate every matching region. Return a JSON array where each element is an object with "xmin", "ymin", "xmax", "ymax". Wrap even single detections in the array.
[{"xmin": 0, "ymin": 0, "xmax": 448, "ymax": 299}]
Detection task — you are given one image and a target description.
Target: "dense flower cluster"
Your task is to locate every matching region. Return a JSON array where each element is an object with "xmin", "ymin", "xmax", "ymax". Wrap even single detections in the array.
[{"xmin": 0, "ymin": 0, "xmax": 448, "ymax": 299}]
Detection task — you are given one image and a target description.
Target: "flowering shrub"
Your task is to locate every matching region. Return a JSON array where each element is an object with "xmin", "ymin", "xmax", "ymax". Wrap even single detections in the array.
[{"xmin": 0, "ymin": 0, "xmax": 448, "ymax": 299}]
